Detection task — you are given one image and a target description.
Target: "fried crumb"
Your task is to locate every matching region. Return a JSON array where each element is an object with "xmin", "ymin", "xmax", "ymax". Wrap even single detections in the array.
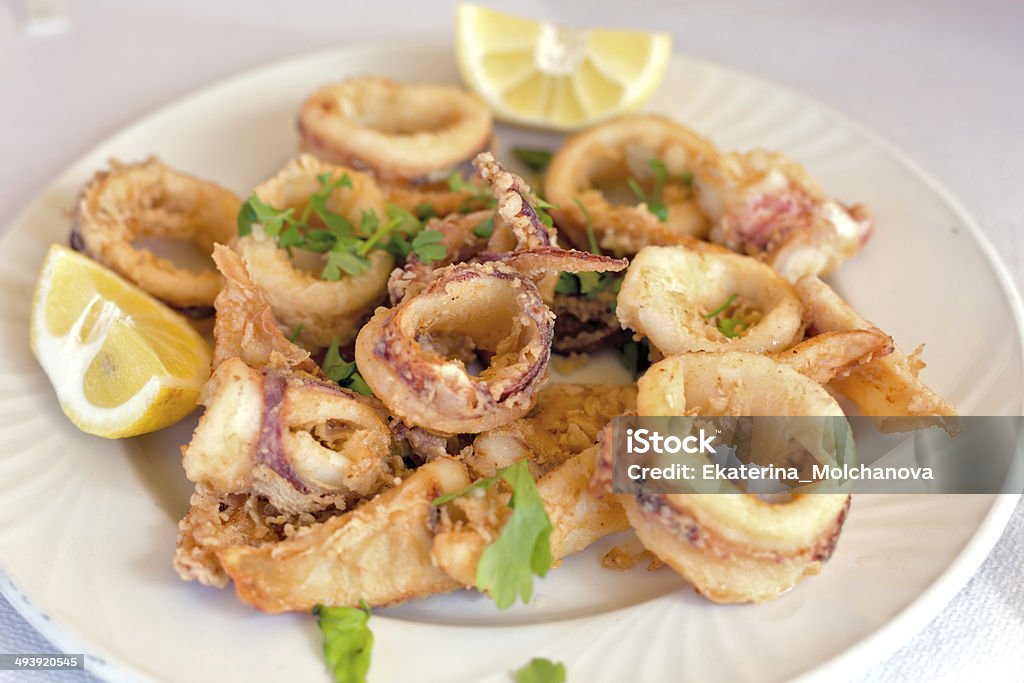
[
  {"xmin": 551, "ymin": 352, "xmax": 590, "ymax": 374},
  {"xmin": 601, "ymin": 545, "xmax": 637, "ymax": 571}
]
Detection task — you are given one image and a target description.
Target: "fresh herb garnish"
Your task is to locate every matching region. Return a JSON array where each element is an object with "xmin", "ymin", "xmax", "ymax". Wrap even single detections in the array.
[
  {"xmin": 618, "ymin": 340, "xmax": 651, "ymax": 379},
  {"xmin": 237, "ymin": 177, "xmax": 442, "ymax": 281},
  {"xmin": 704, "ymin": 293, "xmax": 748, "ymax": 338},
  {"xmin": 413, "ymin": 203, "xmax": 436, "ymax": 220},
  {"xmin": 432, "ymin": 460, "xmax": 552, "ymax": 609},
  {"xmin": 313, "ymin": 602, "xmax": 373, "ymax": 683},
  {"xmin": 571, "ymin": 196, "xmax": 600, "ymax": 255},
  {"xmin": 555, "ymin": 272, "xmax": 581, "ymax": 295},
  {"xmin": 288, "ymin": 322, "xmax": 304, "ymax": 343},
  {"xmin": 514, "ymin": 657, "xmax": 567, "ymax": 683},
  {"xmin": 627, "ymin": 159, "xmax": 670, "ymax": 222},
  {"xmin": 717, "ymin": 318, "xmax": 748, "ymax": 338},
  {"xmin": 446, "ymin": 172, "xmax": 497, "ymax": 212},
  {"xmin": 409, "ymin": 229, "xmax": 446, "ymax": 263},
  {"xmin": 512, "ymin": 147, "xmax": 554, "ymax": 174},
  {"xmin": 704, "ymin": 293, "xmax": 738, "ymax": 319},
  {"xmin": 322, "ymin": 337, "xmax": 374, "ymax": 396},
  {"xmin": 473, "ymin": 215, "xmax": 496, "ymax": 239}
]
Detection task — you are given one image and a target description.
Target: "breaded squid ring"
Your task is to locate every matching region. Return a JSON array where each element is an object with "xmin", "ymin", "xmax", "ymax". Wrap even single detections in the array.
[
  {"xmin": 355, "ymin": 262, "xmax": 555, "ymax": 435},
  {"xmin": 695, "ymin": 149, "xmax": 873, "ymax": 281},
  {"xmin": 596, "ymin": 352, "xmax": 850, "ymax": 603},
  {"xmin": 237, "ymin": 156, "xmax": 393, "ymax": 348},
  {"xmin": 298, "ymin": 77, "xmax": 493, "ymax": 183},
  {"xmin": 616, "ymin": 245, "xmax": 803, "ymax": 355},
  {"xmin": 73, "ymin": 158, "xmax": 240, "ymax": 315},
  {"xmin": 546, "ymin": 115, "xmax": 719, "ymax": 256}
]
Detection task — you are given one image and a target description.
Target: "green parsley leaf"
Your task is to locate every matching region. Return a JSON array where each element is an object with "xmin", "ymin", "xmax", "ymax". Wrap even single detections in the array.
[
  {"xmin": 626, "ymin": 160, "xmax": 670, "ymax": 223},
  {"xmin": 384, "ymin": 233, "xmax": 413, "ymax": 259},
  {"xmin": 555, "ymin": 272, "xmax": 580, "ymax": 295},
  {"xmin": 514, "ymin": 657, "xmax": 566, "ymax": 683},
  {"xmin": 704, "ymin": 293, "xmax": 738, "ymax": 319},
  {"xmin": 238, "ymin": 195, "xmax": 294, "ymax": 238},
  {"xmin": 618, "ymin": 340, "xmax": 651, "ymax": 380},
  {"xmin": 385, "ymin": 203, "xmax": 423, "ymax": 234},
  {"xmin": 322, "ymin": 250, "xmax": 371, "ymax": 280},
  {"xmin": 571, "ymin": 197, "xmax": 600, "ymax": 255},
  {"xmin": 512, "ymin": 147, "xmax": 554, "ymax": 174},
  {"xmin": 313, "ymin": 603, "xmax": 372, "ymax": 683},
  {"xmin": 446, "ymin": 171, "xmax": 497, "ymax": 211},
  {"xmin": 431, "ymin": 474, "xmax": 500, "ymax": 506},
  {"xmin": 473, "ymin": 215, "xmax": 496, "ymax": 239},
  {"xmin": 576, "ymin": 271, "xmax": 604, "ymax": 296},
  {"xmin": 717, "ymin": 318, "xmax": 748, "ymax": 338},
  {"xmin": 322, "ymin": 337, "xmax": 374, "ymax": 396},
  {"xmin": 411, "ymin": 229, "xmax": 447, "ymax": 263},
  {"xmin": 288, "ymin": 322, "xmax": 304, "ymax": 343},
  {"xmin": 476, "ymin": 460, "xmax": 553, "ymax": 609},
  {"xmin": 413, "ymin": 203, "xmax": 436, "ymax": 220}
]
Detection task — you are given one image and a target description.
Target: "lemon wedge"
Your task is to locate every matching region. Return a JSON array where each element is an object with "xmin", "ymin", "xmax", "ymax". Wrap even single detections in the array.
[
  {"xmin": 30, "ymin": 244, "xmax": 211, "ymax": 438},
  {"xmin": 456, "ymin": 4, "xmax": 671, "ymax": 130}
]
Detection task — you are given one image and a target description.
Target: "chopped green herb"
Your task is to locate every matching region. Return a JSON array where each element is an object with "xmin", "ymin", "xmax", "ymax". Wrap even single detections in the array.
[
  {"xmin": 288, "ymin": 322, "xmax": 304, "ymax": 342},
  {"xmin": 237, "ymin": 195, "xmax": 294, "ymax": 238},
  {"xmin": 704, "ymin": 293, "xmax": 738, "ymax": 319},
  {"xmin": 512, "ymin": 147, "xmax": 554, "ymax": 173},
  {"xmin": 679, "ymin": 169, "xmax": 694, "ymax": 188},
  {"xmin": 411, "ymin": 229, "xmax": 448, "ymax": 263},
  {"xmin": 514, "ymin": 657, "xmax": 567, "ymax": 683},
  {"xmin": 313, "ymin": 602, "xmax": 372, "ymax": 683},
  {"xmin": 473, "ymin": 215, "xmax": 496, "ymax": 239},
  {"xmin": 618, "ymin": 340, "xmax": 651, "ymax": 379},
  {"xmin": 322, "ymin": 337, "xmax": 374, "ymax": 396},
  {"xmin": 476, "ymin": 460, "xmax": 552, "ymax": 608},
  {"xmin": 626, "ymin": 160, "xmax": 670, "ymax": 222},
  {"xmin": 571, "ymin": 196, "xmax": 600, "ymax": 255},
  {"xmin": 432, "ymin": 474, "xmax": 500, "ymax": 506},
  {"xmin": 717, "ymin": 318, "xmax": 748, "ymax": 338},
  {"xmin": 446, "ymin": 172, "xmax": 497, "ymax": 211},
  {"xmin": 413, "ymin": 203, "xmax": 436, "ymax": 220},
  {"xmin": 434, "ymin": 460, "xmax": 553, "ymax": 609},
  {"xmin": 555, "ymin": 272, "xmax": 581, "ymax": 295},
  {"xmin": 322, "ymin": 250, "xmax": 371, "ymax": 280}
]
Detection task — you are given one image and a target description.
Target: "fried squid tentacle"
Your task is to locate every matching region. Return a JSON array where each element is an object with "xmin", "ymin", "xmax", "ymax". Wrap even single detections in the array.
[
  {"xmin": 795, "ymin": 275, "xmax": 959, "ymax": 434},
  {"xmin": 695, "ymin": 149, "xmax": 873, "ymax": 281},
  {"xmin": 357, "ymin": 262, "xmax": 555, "ymax": 434}
]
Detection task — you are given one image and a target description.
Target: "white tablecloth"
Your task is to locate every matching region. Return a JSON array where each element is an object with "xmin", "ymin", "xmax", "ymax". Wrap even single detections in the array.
[{"xmin": 1, "ymin": 1, "xmax": 1021, "ymax": 681}]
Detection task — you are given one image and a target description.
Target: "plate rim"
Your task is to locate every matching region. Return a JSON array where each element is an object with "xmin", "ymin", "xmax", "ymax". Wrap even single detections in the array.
[{"xmin": 2, "ymin": 39, "xmax": 1022, "ymax": 683}]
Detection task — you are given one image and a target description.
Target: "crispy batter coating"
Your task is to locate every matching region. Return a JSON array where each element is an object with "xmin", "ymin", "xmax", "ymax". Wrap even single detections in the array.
[
  {"xmin": 696, "ymin": 149, "xmax": 873, "ymax": 281},
  {"xmin": 299, "ymin": 77, "xmax": 493, "ymax": 183},
  {"xmin": 546, "ymin": 115, "xmax": 719, "ymax": 256},
  {"xmin": 216, "ymin": 459, "xmax": 471, "ymax": 612},
  {"xmin": 795, "ymin": 275, "xmax": 959, "ymax": 434},
  {"xmin": 616, "ymin": 245, "xmax": 804, "ymax": 355},
  {"xmin": 590, "ymin": 352, "xmax": 851, "ymax": 604},
  {"xmin": 73, "ymin": 158, "xmax": 240, "ymax": 312}
]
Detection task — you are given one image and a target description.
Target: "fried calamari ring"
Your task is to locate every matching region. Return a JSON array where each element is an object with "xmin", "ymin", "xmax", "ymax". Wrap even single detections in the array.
[
  {"xmin": 237, "ymin": 156, "xmax": 393, "ymax": 348},
  {"xmin": 546, "ymin": 115, "xmax": 719, "ymax": 256},
  {"xmin": 795, "ymin": 275, "xmax": 959, "ymax": 434},
  {"xmin": 73, "ymin": 158, "xmax": 240, "ymax": 314},
  {"xmin": 355, "ymin": 262, "xmax": 555, "ymax": 434},
  {"xmin": 594, "ymin": 352, "xmax": 850, "ymax": 603},
  {"xmin": 298, "ymin": 77, "xmax": 493, "ymax": 183},
  {"xmin": 695, "ymin": 149, "xmax": 873, "ymax": 281},
  {"xmin": 616, "ymin": 245, "xmax": 803, "ymax": 355}
]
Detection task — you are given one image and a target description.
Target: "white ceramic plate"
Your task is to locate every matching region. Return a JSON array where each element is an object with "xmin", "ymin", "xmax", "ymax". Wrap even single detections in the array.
[{"xmin": 0, "ymin": 42, "xmax": 1021, "ymax": 683}]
